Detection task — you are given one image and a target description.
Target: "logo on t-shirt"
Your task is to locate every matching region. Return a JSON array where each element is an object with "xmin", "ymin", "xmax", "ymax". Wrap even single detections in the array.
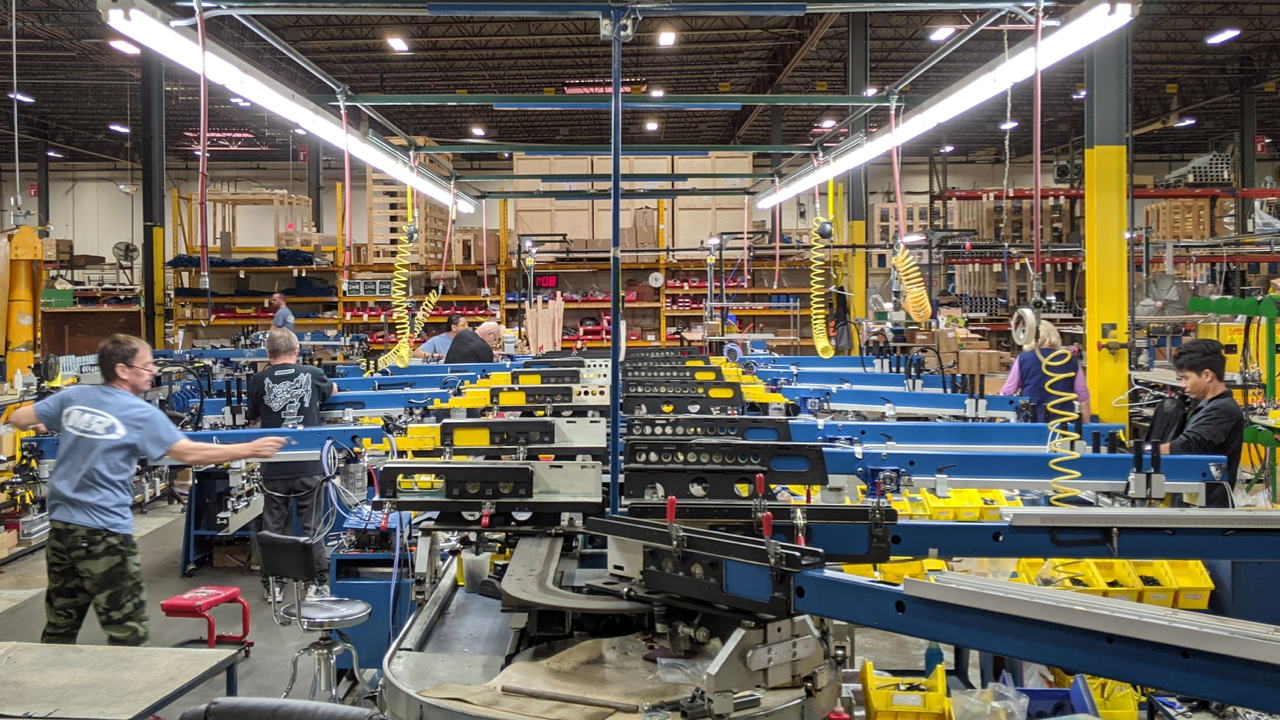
[
  {"xmin": 264, "ymin": 372, "xmax": 313, "ymax": 425},
  {"xmin": 62, "ymin": 406, "xmax": 127, "ymax": 440}
]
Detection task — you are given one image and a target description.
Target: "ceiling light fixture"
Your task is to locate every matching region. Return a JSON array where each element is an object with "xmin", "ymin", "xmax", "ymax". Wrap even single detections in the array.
[
  {"xmin": 46, "ymin": 149, "xmax": 64, "ymax": 158},
  {"xmin": 1174, "ymin": 116, "xmax": 1197, "ymax": 128},
  {"xmin": 7, "ymin": 92, "xmax": 33, "ymax": 104},
  {"xmin": 293, "ymin": 128, "xmax": 307, "ymax": 135},
  {"xmin": 929, "ymin": 27, "xmax": 957, "ymax": 42},
  {"xmin": 102, "ymin": 1, "xmax": 474, "ymax": 213},
  {"xmin": 999, "ymin": 119, "xmax": 1019, "ymax": 131},
  {"xmin": 387, "ymin": 37, "xmax": 409, "ymax": 52},
  {"xmin": 1204, "ymin": 28, "xmax": 1240, "ymax": 45},
  {"xmin": 108, "ymin": 123, "xmax": 130, "ymax": 134},
  {"xmin": 657, "ymin": 30, "xmax": 676, "ymax": 46},
  {"xmin": 706, "ymin": 236, "xmax": 721, "ymax": 246},
  {"xmin": 819, "ymin": 119, "xmax": 837, "ymax": 129},
  {"xmin": 645, "ymin": 120, "xmax": 659, "ymax": 131},
  {"xmin": 756, "ymin": 0, "xmax": 1135, "ymax": 210},
  {"xmin": 471, "ymin": 126, "xmax": 486, "ymax": 137},
  {"xmin": 650, "ymin": 86, "xmax": 666, "ymax": 98},
  {"xmin": 109, "ymin": 38, "xmax": 141, "ymax": 54},
  {"xmin": 939, "ymin": 145, "xmax": 955, "ymax": 153},
  {"xmin": 1072, "ymin": 89, "xmax": 1088, "ymax": 100},
  {"xmin": 863, "ymin": 87, "xmax": 878, "ymax": 97}
]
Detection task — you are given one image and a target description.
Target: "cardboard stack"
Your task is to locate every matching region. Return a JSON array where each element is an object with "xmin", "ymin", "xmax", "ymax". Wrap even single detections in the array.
[{"xmin": 632, "ymin": 207, "xmax": 660, "ymax": 263}]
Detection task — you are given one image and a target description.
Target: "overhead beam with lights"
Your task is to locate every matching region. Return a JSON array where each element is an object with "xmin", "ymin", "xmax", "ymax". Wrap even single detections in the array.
[
  {"xmin": 100, "ymin": 0, "xmax": 476, "ymax": 213},
  {"xmin": 756, "ymin": 0, "xmax": 1138, "ymax": 210},
  {"xmin": 318, "ymin": 94, "xmax": 922, "ymax": 109}
]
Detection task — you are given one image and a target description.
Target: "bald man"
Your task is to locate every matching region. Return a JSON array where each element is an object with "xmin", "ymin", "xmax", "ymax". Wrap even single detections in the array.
[{"xmin": 444, "ymin": 321, "xmax": 503, "ymax": 364}]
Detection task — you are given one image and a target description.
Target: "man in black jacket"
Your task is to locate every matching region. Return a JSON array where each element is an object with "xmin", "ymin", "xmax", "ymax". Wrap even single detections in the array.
[
  {"xmin": 1159, "ymin": 339, "xmax": 1243, "ymax": 507},
  {"xmin": 246, "ymin": 328, "xmax": 337, "ymax": 600},
  {"xmin": 444, "ymin": 321, "xmax": 502, "ymax": 364}
]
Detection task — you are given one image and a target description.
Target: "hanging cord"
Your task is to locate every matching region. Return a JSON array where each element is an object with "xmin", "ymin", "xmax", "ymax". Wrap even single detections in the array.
[
  {"xmin": 773, "ymin": 180, "xmax": 782, "ymax": 289},
  {"xmin": 1031, "ymin": 1, "xmax": 1043, "ymax": 275},
  {"xmin": 1039, "ymin": 347, "xmax": 1082, "ymax": 506},
  {"xmin": 194, "ymin": 0, "xmax": 210, "ymax": 288},
  {"xmin": 887, "ymin": 94, "xmax": 932, "ymax": 323},
  {"xmin": 439, "ymin": 179, "xmax": 457, "ymax": 282},
  {"xmin": 9, "ymin": 0, "xmax": 19, "ymax": 224}
]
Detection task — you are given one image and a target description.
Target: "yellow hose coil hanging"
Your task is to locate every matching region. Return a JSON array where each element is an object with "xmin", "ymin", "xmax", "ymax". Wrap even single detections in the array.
[
  {"xmin": 364, "ymin": 182, "xmax": 443, "ymax": 375},
  {"xmin": 892, "ymin": 246, "xmax": 933, "ymax": 323},
  {"xmin": 809, "ymin": 217, "xmax": 835, "ymax": 359},
  {"xmin": 1040, "ymin": 347, "xmax": 1082, "ymax": 507}
]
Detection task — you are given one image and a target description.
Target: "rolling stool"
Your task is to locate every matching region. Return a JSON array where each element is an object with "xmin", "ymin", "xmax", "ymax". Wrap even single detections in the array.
[
  {"xmin": 161, "ymin": 586, "xmax": 253, "ymax": 653},
  {"xmin": 259, "ymin": 531, "xmax": 373, "ymax": 703}
]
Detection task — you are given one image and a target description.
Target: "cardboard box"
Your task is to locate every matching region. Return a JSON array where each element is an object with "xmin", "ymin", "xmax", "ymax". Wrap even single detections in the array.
[
  {"xmin": 41, "ymin": 238, "xmax": 73, "ymax": 262},
  {"xmin": 984, "ymin": 374, "xmax": 1009, "ymax": 397},
  {"xmin": 470, "ymin": 230, "xmax": 502, "ymax": 266},
  {"xmin": 1, "ymin": 429, "xmax": 15, "ymax": 459},
  {"xmin": 924, "ymin": 351, "xmax": 958, "ymax": 370},
  {"xmin": 212, "ymin": 544, "xmax": 252, "ymax": 568},
  {"xmin": 907, "ymin": 330, "xmax": 935, "ymax": 346},
  {"xmin": 626, "ymin": 280, "xmax": 657, "ymax": 303},
  {"xmin": 937, "ymin": 328, "xmax": 960, "ymax": 354},
  {"xmin": 1, "ymin": 530, "xmax": 18, "ymax": 550},
  {"xmin": 962, "ymin": 339, "xmax": 990, "ymax": 350}
]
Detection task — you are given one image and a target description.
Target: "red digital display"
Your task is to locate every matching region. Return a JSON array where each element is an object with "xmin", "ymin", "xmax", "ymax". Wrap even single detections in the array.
[{"xmin": 534, "ymin": 274, "xmax": 559, "ymax": 289}]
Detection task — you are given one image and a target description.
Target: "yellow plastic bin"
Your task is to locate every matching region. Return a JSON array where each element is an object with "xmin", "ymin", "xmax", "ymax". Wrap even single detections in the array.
[
  {"xmin": 861, "ymin": 661, "xmax": 950, "ymax": 720},
  {"xmin": 879, "ymin": 558, "xmax": 948, "ymax": 584},
  {"xmin": 1013, "ymin": 558, "xmax": 1046, "ymax": 585},
  {"xmin": 1129, "ymin": 560, "xmax": 1176, "ymax": 607},
  {"xmin": 840, "ymin": 563, "xmax": 879, "ymax": 579},
  {"xmin": 1051, "ymin": 672, "xmax": 1138, "ymax": 720},
  {"xmin": 946, "ymin": 489, "xmax": 985, "ymax": 522},
  {"xmin": 1165, "ymin": 560, "xmax": 1215, "ymax": 610},
  {"xmin": 923, "ymin": 490, "xmax": 958, "ymax": 521},
  {"xmin": 1089, "ymin": 560, "xmax": 1142, "ymax": 602},
  {"xmin": 973, "ymin": 489, "xmax": 1017, "ymax": 521},
  {"xmin": 1043, "ymin": 558, "xmax": 1106, "ymax": 595}
]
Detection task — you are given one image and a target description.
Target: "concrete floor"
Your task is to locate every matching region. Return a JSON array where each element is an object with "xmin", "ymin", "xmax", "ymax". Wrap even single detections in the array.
[{"xmin": 0, "ymin": 502, "xmax": 959, "ymax": 719}]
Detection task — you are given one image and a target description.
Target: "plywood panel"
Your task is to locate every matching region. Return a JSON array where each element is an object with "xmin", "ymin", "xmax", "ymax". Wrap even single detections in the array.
[
  {"xmin": 516, "ymin": 208, "xmax": 553, "ymax": 236},
  {"xmin": 553, "ymin": 208, "xmax": 593, "ymax": 240},
  {"xmin": 674, "ymin": 206, "xmax": 714, "ymax": 248},
  {"xmin": 549, "ymin": 156, "xmax": 593, "ymax": 210}
]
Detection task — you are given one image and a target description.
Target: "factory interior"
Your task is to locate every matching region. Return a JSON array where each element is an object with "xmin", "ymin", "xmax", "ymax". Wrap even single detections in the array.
[{"xmin": 1, "ymin": 0, "xmax": 1279, "ymax": 718}]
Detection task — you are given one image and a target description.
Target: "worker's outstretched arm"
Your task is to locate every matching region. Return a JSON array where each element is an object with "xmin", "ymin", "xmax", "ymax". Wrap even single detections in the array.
[
  {"xmin": 167, "ymin": 436, "xmax": 287, "ymax": 465},
  {"xmin": 9, "ymin": 405, "xmax": 46, "ymax": 432}
]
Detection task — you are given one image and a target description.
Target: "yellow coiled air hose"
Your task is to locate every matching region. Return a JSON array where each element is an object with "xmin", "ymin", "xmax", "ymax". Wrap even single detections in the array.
[
  {"xmin": 1039, "ymin": 347, "xmax": 1082, "ymax": 507},
  {"xmin": 892, "ymin": 246, "xmax": 933, "ymax": 323},
  {"xmin": 364, "ymin": 182, "xmax": 444, "ymax": 374},
  {"xmin": 810, "ymin": 217, "xmax": 835, "ymax": 359}
]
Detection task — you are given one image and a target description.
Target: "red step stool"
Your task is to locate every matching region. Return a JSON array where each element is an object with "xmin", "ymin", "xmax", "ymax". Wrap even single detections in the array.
[{"xmin": 161, "ymin": 586, "xmax": 252, "ymax": 650}]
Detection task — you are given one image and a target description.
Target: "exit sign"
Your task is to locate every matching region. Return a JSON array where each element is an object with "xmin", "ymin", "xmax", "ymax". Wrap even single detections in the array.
[
  {"xmin": 28, "ymin": 183, "xmax": 37, "ymax": 198},
  {"xmin": 1258, "ymin": 135, "xmax": 1269, "ymax": 154},
  {"xmin": 298, "ymin": 144, "xmax": 308, "ymax": 162}
]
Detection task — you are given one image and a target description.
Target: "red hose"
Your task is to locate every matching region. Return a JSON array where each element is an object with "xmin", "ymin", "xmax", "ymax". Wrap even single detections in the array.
[
  {"xmin": 889, "ymin": 97, "xmax": 908, "ymax": 245},
  {"xmin": 742, "ymin": 196, "xmax": 750, "ymax": 286},
  {"xmin": 1032, "ymin": 5, "xmax": 1044, "ymax": 275},
  {"xmin": 341, "ymin": 102, "xmax": 353, "ymax": 270},
  {"xmin": 367, "ymin": 464, "xmax": 380, "ymax": 497},
  {"xmin": 482, "ymin": 199, "xmax": 489, "ymax": 291},
  {"xmin": 440, "ymin": 181, "xmax": 456, "ymax": 278},
  {"xmin": 194, "ymin": 0, "xmax": 209, "ymax": 279}
]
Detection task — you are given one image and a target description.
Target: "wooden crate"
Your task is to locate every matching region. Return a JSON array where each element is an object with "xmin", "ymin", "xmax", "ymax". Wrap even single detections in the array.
[
  {"xmin": 953, "ymin": 196, "xmax": 1072, "ymax": 244},
  {"xmin": 870, "ymin": 203, "xmax": 956, "ymax": 244},
  {"xmin": 1144, "ymin": 199, "xmax": 1234, "ymax": 240}
]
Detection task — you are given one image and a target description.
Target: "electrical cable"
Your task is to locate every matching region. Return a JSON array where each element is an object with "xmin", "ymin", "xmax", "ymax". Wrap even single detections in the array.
[{"xmin": 886, "ymin": 95, "xmax": 932, "ymax": 324}]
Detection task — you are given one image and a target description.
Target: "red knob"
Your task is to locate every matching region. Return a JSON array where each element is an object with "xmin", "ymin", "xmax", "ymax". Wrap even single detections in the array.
[
  {"xmin": 380, "ymin": 513, "xmax": 390, "ymax": 532},
  {"xmin": 755, "ymin": 473, "xmax": 766, "ymax": 497},
  {"xmin": 796, "ymin": 534, "xmax": 806, "ymax": 547},
  {"xmin": 762, "ymin": 511, "xmax": 773, "ymax": 539},
  {"xmin": 666, "ymin": 495, "xmax": 677, "ymax": 523},
  {"xmin": 481, "ymin": 509, "xmax": 491, "ymax": 529}
]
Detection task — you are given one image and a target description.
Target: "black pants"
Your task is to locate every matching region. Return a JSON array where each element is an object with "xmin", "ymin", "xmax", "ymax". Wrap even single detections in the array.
[{"xmin": 259, "ymin": 475, "xmax": 329, "ymax": 588}]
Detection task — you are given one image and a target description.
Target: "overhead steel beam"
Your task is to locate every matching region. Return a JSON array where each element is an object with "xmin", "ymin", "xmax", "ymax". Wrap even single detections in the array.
[
  {"xmin": 418, "ymin": 143, "xmax": 808, "ymax": 154},
  {"xmin": 182, "ymin": 1, "xmax": 1044, "ymax": 17},
  {"xmin": 321, "ymin": 94, "xmax": 916, "ymax": 107},
  {"xmin": 734, "ymin": 13, "xmax": 839, "ymax": 143},
  {"xmin": 847, "ymin": 12, "xmax": 868, "ymax": 320},
  {"xmin": 479, "ymin": 189, "xmax": 754, "ymax": 199},
  {"xmin": 460, "ymin": 173, "xmax": 776, "ymax": 182}
]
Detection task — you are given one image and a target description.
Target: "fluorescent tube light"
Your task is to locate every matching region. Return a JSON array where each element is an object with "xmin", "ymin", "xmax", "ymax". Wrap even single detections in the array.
[
  {"xmin": 929, "ymin": 27, "xmax": 957, "ymax": 42},
  {"xmin": 757, "ymin": 0, "xmax": 1135, "ymax": 210},
  {"xmin": 7, "ymin": 92, "xmax": 34, "ymax": 103},
  {"xmin": 1204, "ymin": 28, "xmax": 1240, "ymax": 45},
  {"xmin": 102, "ymin": 1, "xmax": 474, "ymax": 213},
  {"xmin": 387, "ymin": 37, "xmax": 409, "ymax": 52},
  {"xmin": 109, "ymin": 38, "xmax": 141, "ymax": 54}
]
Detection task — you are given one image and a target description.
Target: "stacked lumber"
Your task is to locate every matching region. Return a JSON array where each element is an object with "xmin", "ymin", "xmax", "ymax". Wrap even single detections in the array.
[{"xmin": 524, "ymin": 292, "xmax": 565, "ymax": 353}]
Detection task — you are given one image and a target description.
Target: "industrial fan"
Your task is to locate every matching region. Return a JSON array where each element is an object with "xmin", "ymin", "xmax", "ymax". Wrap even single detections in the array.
[
  {"xmin": 113, "ymin": 241, "xmax": 140, "ymax": 284},
  {"xmin": 1134, "ymin": 272, "xmax": 1193, "ymax": 339}
]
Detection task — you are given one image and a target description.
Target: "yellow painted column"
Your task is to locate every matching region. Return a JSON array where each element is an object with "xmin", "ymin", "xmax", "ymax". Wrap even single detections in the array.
[
  {"xmin": 1082, "ymin": 32, "xmax": 1130, "ymax": 424},
  {"xmin": 152, "ymin": 226, "xmax": 167, "ymax": 347}
]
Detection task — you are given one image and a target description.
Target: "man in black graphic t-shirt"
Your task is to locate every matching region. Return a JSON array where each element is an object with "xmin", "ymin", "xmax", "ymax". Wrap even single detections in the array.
[{"xmin": 246, "ymin": 328, "xmax": 336, "ymax": 601}]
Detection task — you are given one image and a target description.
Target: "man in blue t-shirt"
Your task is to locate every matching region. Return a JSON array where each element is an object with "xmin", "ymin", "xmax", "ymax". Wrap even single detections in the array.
[
  {"xmin": 11, "ymin": 334, "xmax": 286, "ymax": 646},
  {"xmin": 271, "ymin": 292, "xmax": 296, "ymax": 332},
  {"xmin": 413, "ymin": 313, "xmax": 467, "ymax": 360}
]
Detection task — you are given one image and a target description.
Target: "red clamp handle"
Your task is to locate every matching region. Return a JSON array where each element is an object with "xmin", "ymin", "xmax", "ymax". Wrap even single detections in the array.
[
  {"xmin": 666, "ymin": 495, "xmax": 677, "ymax": 523},
  {"xmin": 755, "ymin": 473, "xmax": 766, "ymax": 497},
  {"xmin": 481, "ymin": 508, "xmax": 491, "ymax": 529},
  {"xmin": 796, "ymin": 534, "xmax": 806, "ymax": 547},
  {"xmin": 762, "ymin": 510, "xmax": 773, "ymax": 539},
  {"xmin": 805, "ymin": 485, "xmax": 812, "ymax": 505},
  {"xmin": 380, "ymin": 513, "xmax": 390, "ymax": 531}
]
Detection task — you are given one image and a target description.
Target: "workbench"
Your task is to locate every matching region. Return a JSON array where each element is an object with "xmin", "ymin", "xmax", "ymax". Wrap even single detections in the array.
[{"xmin": 0, "ymin": 641, "xmax": 242, "ymax": 719}]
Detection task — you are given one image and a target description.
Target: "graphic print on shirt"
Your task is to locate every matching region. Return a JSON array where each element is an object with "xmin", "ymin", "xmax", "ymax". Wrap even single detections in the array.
[
  {"xmin": 61, "ymin": 406, "xmax": 127, "ymax": 440},
  {"xmin": 263, "ymin": 372, "xmax": 313, "ymax": 426}
]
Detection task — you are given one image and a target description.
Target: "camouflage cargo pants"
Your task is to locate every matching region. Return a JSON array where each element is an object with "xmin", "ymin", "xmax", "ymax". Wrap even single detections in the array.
[{"xmin": 42, "ymin": 520, "xmax": 148, "ymax": 646}]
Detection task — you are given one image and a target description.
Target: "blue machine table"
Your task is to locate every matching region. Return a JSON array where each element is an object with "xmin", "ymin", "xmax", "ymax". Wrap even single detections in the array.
[{"xmin": 0, "ymin": 641, "xmax": 242, "ymax": 719}]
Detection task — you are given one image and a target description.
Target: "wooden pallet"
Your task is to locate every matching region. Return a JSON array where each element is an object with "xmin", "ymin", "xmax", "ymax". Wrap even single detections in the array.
[
  {"xmin": 365, "ymin": 141, "xmax": 453, "ymax": 267},
  {"xmin": 953, "ymin": 197, "xmax": 1074, "ymax": 244},
  {"xmin": 870, "ymin": 203, "xmax": 956, "ymax": 244}
]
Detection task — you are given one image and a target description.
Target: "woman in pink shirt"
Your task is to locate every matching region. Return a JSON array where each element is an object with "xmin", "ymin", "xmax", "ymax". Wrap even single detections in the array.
[{"xmin": 1000, "ymin": 321, "xmax": 1091, "ymax": 422}]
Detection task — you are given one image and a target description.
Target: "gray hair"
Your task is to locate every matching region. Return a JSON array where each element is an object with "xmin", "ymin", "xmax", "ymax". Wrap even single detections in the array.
[{"xmin": 265, "ymin": 327, "xmax": 300, "ymax": 359}]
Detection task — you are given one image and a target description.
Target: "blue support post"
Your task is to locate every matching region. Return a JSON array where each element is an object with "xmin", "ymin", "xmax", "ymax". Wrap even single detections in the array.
[{"xmin": 608, "ymin": 8, "xmax": 623, "ymax": 517}]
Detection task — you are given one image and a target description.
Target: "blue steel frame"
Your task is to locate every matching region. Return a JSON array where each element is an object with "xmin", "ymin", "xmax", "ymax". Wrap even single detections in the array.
[
  {"xmin": 331, "ymin": 373, "xmax": 480, "ymax": 392},
  {"xmin": 778, "ymin": 385, "xmax": 1026, "ymax": 415},
  {"xmin": 608, "ymin": 7, "xmax": 624, "ymax": 516},
  {"xmin": 783, "ymin": 419, "xmax": 1125, "ymax": 445},
  {"xmin": 20, "ymin": 425, "xmax": 386, "ymax": 461},
  {"xmin": 819, "ymin": 447, "xmax": 1220, "ymax": 483},
  {"xmin": 790, "ymin": 569, "xmax": 1280, "ymax": 714},
  {"xmin": 754, "ymin": 367, "xmax": 947, "ymax": 390}
]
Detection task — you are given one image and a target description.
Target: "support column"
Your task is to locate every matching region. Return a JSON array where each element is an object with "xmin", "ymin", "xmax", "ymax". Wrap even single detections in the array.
[
  {"xmin": 1083, "ymin": 31, "xmax": 1129, "ymax": 424},
  {"xmin": 307, "ymin": 134, "xmax": 323, "ymax": 232},
  {"xmin": 846, "ymin": 13, "xmax": 869, "ymax": 321},
  {"xmin": 607, "ymin": 8, "xmax": 623, "ymax": 517},
  {"xmin": 1240, "ymin": 89, "xmax": 1256, "ymax": 232},
  {"xmin": 35, "ymin": 140, "xmax": 49, "ymax": 238},
  {"xmin": 140, "ymin": 48, "xmax": 166, "ymax": 346}
]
